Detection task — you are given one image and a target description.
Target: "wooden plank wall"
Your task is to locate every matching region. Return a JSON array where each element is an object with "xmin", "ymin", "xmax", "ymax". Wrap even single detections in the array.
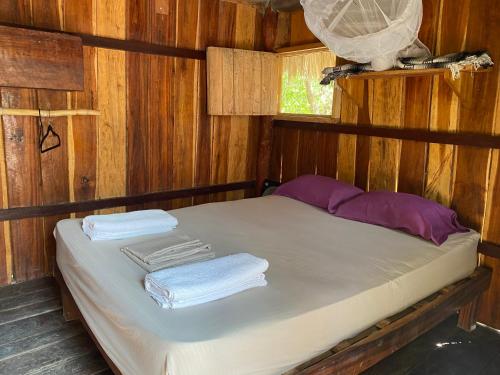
[
  {"xmin": 269, "ymin": 2, "xmax": 500, "ymax": 329},
  {"xmin": 0, "ymin": 0, "xmax": 265, "ymax": 286}
]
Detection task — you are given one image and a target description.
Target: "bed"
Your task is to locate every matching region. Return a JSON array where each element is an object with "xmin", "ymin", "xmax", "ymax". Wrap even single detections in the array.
[{"xmin": 55, "ymin": 195, "xmax": 483, "ymax": 375}]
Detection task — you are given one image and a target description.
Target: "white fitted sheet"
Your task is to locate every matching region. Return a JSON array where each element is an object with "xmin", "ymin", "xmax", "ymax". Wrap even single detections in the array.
[{"xmin": 55, "ymin": 195, "xmax": 479, "ymax": 375}]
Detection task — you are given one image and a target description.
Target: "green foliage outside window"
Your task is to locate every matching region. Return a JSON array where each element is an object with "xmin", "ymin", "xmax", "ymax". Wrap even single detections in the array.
[{"xmin": 280, "ymin": 72, "xmax": 334, "ymax": 115}]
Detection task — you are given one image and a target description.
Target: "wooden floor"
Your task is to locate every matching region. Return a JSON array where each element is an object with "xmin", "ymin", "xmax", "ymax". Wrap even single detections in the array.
[
  {"xmin": 0, "ymin": 277, "xmax": 110, "ymax": 375},
  {"xmin": 1, "ymin": 278, "xmax": 499, "ymax": 375}
]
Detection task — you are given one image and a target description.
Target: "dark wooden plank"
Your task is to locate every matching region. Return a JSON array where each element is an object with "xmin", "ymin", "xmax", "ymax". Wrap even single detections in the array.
[
  {"xmin": 0, "ymin": 310, "xmax": 67, "ymax": 345},
  {"xmin": 194, "ymin": 0, "xmax": 220, "ymax": 205},
  {"xmin": 398, "ymin": 76, "xmax": 431, "ymax": 196},
  {"xmin": 42, "ymin": 350, "xmax": 109, "ymax": 375},
  {"xmin": 316, "ymin": 131, "xmax": 338, "ymax": 179},
  {"xmin": 210, "ymin": 1, "xmax": 236, "ymax": 203},
  {"xmin": 295, "ymin": 267, "xmax": 492, "ymax": 375},
  {"xmin": 397, "ymin": 0, "xmax": 439, "ymax": 195},
  {"xmin": 1, "ymin": 86, "xmax": 45, "ymax": 282},
  {"xmin": 296, "ymin": 130, "xmax": 318, "ymax": 176},
  {"xmin": 0, "ymin": 298, "xmax": 61, "ymax": 326},
  {"xmin": 451, "ymin": 0, "xmax": 500, "ymax": 231},
  {"xmin": 0, "ymin": 332, "xmax": 96, "ymax": 374},
  {"xmin": 126, "ymin": 52, "xmax": 151, "ymax": 201},
  {"xmin": 273, "ymin": 120, "xmax": 500, "ymax": 149},
  {"xmin": 0, "ymin": 321, "xmax": 83, "ymax": 361},
  {"xmin": 478, "ymin": 242, "xmax": 500, "ymax": 259},
  {"xmin": 0, "ymin": 22, "xmax": 206, "ymax": 60},
  {"xmin": 126, "ymin": 0, "xmax": 152, "ymax": 210},
  {"xmin": 32, "ymin": 0, "xmax": 71, "ymax": 278},
  {"xmin": 0, "ymin": 277, "xmax": 54, "ymax": 299},
  {"xmin": 281, "ymin": 127, "xmax": 300, "ymax": 182},
  {"xmin": 0, "ymin": 25, "xmax": 83, "ymax": 91},
  {"xmin": 0, "ymin": 286, "xmax": 57, "ymax": 311},
  {"xmin": 354, "ymin": 80, "xmax": 371, "ymax": 190},
  {"xmin": 0, "ymin": 181, "xmax": 256, "ymax": 221}
]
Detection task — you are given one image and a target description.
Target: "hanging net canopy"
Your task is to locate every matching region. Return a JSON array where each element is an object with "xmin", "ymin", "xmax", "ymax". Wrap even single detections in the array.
[{"xmin": 300, "ymin": 0, "xmax": 431, "ymax": 71}]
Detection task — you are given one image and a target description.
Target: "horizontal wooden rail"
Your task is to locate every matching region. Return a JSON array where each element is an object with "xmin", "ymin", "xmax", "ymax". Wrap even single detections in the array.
[
  {"xmin": 0, "ymin": 22, "xmax": 206, "ymax": 60},
  {"xmin": 0, "ymin": 108, "xmax": 100, "ymax": 117},
  {"xmin": 274, "ymin": 120, "xmax": 500, "ymax": 149},
  {"xmin": 0, "ymin": 181, "xmax": 255, "ymax": 221},
  {"xmin": 478, "ymin": 241, "xmax": 500, "ymax": 259}
]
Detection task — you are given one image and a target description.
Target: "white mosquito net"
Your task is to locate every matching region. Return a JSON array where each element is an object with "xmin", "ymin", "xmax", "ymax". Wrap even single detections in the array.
[{"xmin": 300, "ymin": 0, "xmax": 431, "ymax": 71}]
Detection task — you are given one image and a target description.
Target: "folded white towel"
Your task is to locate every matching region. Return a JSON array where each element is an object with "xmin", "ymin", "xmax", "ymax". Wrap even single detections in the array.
[
  {"xmin": 145, "ymin": 253, "xmax": 269, "ymax": 309},
  {"xmin": 83, "ymin": 209, "xmax": 178, "ymax": 241}
]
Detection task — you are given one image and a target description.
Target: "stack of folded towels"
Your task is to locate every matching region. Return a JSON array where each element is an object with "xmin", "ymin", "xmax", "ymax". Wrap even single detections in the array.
[
  {"xmin": 120, "ymin": 230, "xmax": 215, "ymax": 272},
  {"xmin": 82, "ymin": 209, "xmax": 178, "ymax": 241},
  {"xmin": 145, "ymin": 252, "xmax": 269, "ymax": 309}
]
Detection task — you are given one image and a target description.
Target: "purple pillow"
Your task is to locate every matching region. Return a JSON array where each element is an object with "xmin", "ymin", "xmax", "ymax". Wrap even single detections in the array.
[
  {"xmin": 273, "ymin": 175, "xmax": 363, "ymax": 210},
  {"xmin": 334, "ymin": 191, "xmax": 469, "ymax": 245}
]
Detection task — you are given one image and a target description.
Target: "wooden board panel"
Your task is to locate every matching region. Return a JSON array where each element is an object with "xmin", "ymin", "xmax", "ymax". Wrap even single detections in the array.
[
  {"xmin": 1, "ymin": 88, "xmax": 45, "ymax": 282},
  {"xmin": 194, "ymin": 0, "xmax": 219, "ymax": 205},
  {"xmin": 451, "ymin": 0, "xmax": 499, "ymax": 230},
  {"xmin": 208, "ymin": 47, "xmax": 278, "ymax": 115},
  {"xmin": 172, "ymin": 0, "xmax": 199, "ymax": 208},
  {"xmin": 0, "ymin": 26, "xmax": 83, "ymax": 91},
  {"xmin": 0, "ymin": 117, "xmax": 10, "ymax": 284},
  {"xmin": 368, "ymin": 78, "xmax": 404, "ymax": 191},
  {"xmin": 95, "ymin": 49, "xmax": 126, "ymax": 206},
  {"xmin": 234, "ymin": 49, "xmax": 256, "ymax": 115},
  {"xmin": 337, "ymin": 79, "xmax": 362, "ymax": 184},
  {"xmin": 95, "ymin": 0, "xmax": 125, "ymax": 214},
  {"xmin": 64, "ymin": 0, "xmax": 97, "ymax": 216},
  {"xmin": 261, "ymin": 53, "xmax": 280, "ymax": 114}
]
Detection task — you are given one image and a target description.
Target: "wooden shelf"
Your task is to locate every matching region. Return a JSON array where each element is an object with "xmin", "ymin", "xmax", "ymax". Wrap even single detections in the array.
[{"xmin": 338, "ymin": 65, "xmax": 492, "ymax": 80}]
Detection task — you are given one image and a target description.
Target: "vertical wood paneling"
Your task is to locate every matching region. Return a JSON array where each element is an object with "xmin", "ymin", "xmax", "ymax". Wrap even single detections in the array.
[
  {"xmin": 336, "ymin": 79, "xmax": 363, "ymax": 184},
  {"xmin": 368, "ymin": 78, "xmax": 404, "ymax": 191},
  {"xmin": 0, "ymin": 1, "xmax": 45, "ymax": 282},
  {"xmin": 425, "ymin": 0, "xmax": 470, "ymax": 205},
  {"xmin": 171, "ymin": 0, "xmax": 199, "ymax": 208},
  {"xmin": 210, "ymin": 1, "xmax": 237, "ymax": 202},
  {"xmin": 194, "ymin": 0, "xmax": 219, "ymax": 205},
  {"xmin": 2, "ymin": 89, "xmax": 44, "ymax": 282},
  {"xmin": 64, "ymin": 0, "xmax": 97, "ymax": 216},
  {"xmin": 0, "ymin": 0, "xmax": 266, "ymax": 286},
  {"xmin": 96, "ymin": 49, "xmax": 126, "ymax": 207},
  {"xmin": 398, "ymin": 0, "xmax": 439, "ymax": 196},
  {"xmin": 0, "ymin": 118, "xmax": 11, "ymax": 284},
  {"xmin": 451, "ymin": 0, "xmax": 499, "ymax": 230},
  {"xmin": 127, "ymin": 0, "xmax": 152, "ymax": 206},
  {"xmin": 95, "ymin": 0, "xmax": 126, "ymax": 214},
  {"xmin": 32, "ymin": 0, "xmax": 70, "ymax": 275}
]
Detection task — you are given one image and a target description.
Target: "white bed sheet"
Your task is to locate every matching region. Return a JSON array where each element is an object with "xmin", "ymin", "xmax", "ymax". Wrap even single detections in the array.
[{"xmin": 55, "ymin": 195, "xmax": 479, "ymax": 375}]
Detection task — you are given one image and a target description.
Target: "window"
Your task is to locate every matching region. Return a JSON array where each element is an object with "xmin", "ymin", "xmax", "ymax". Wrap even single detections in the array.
[{"xmin": 279, "ymin": 50, "xmax": 337, "ymax": 116}]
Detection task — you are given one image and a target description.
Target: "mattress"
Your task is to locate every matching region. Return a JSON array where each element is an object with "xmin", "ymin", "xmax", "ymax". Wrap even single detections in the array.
[{"xmin": 55, "ymin": 195, "xmax": 479, "ymax": 375}]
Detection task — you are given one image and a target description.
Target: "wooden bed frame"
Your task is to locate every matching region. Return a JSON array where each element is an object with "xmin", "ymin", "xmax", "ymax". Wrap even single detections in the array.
[{"xmin": 55, "ymin": 265, "xmax": 491, "ymax": 375}]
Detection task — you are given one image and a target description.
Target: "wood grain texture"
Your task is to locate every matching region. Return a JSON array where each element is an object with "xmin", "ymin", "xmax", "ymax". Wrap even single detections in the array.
[
  {"xmin": 368, "ymin": 78, "xmax": 404, "ymax": 191},
  {"xmin": 0, "ymin": 0, "xmax": 268, "ymax": 286},
  {"xmin": 0, "ymin": 25, "xmax": 83, "ymax": 91},
  {"xmin": 96, "ymin": 49, "xmax": 126, "ymax": 210}
]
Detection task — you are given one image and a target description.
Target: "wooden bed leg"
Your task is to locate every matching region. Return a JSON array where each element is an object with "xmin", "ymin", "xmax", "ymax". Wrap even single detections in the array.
[
  {"xmin": 457, "ymin": 296, "xmax": 479, "ymax": 332},
  {"xmin": 61, "ymin": 287, "xmax": 80, "ymax": 322},
  {"xmin": 54, "ymin": 266, "xmax": 80, "ymax": 322}
]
